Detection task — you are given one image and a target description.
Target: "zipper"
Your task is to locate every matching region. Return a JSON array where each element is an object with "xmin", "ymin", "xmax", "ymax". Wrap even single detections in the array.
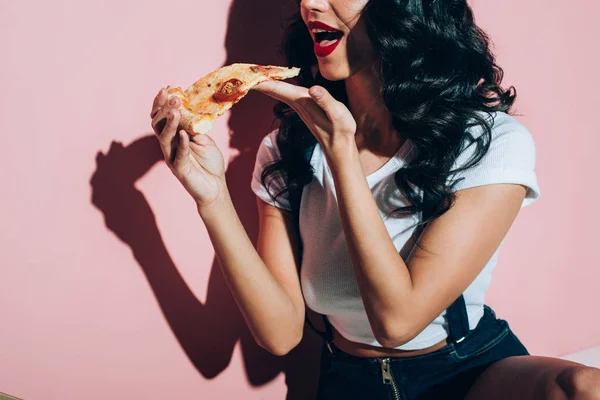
[{"xmin": 378, "ymin": 357, "xmax": 402, "ymax": 400}]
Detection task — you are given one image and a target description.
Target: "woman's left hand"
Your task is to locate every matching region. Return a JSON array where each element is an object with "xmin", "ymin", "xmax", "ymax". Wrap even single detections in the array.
[{"xmin": 253, "ymin": 81, "xmax": 357, "ymax": 154}]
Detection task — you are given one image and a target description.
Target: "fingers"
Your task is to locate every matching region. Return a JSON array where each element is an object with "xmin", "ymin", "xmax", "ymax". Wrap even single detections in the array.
[
  {"xmin": 151, "ymin": 105, "xmax": 168, "ymax": 134},
  {"xmin": 173, "ymin": 130, "xmax": 191, "ymax": 168},
  {"xmin": 151, "ymin": 96, "xmax": 179, "ymax": 134},
  {"xmin": 252, "ymin": 80, "xmax": 307, "ymax": 105},
  {"xmin": 308, "ymin": 86, "xmax": 345, "ymax": 122},
  {"xmin": 151, "ymin": 87, "xmax": 168, "ymax": 118},
  {"xmin": 191, "ymin": 132, "xmax": 213, "ymax": 146},
  {"xmin": 254, "ymin": 80, "xmax": 329, "ymax": 126},
  {"xmin": 253, "ymin": 81, "xmax": 341, "ymax": 122},
  {"xmin": 153, "ymin": 104, "xmax": 180, "ymax": 160}
]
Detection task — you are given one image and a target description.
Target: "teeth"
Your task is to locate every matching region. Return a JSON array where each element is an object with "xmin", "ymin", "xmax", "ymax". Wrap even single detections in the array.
[{"xmin": 311, "ymin": 28, "xmax": 338, "ymax": 33}]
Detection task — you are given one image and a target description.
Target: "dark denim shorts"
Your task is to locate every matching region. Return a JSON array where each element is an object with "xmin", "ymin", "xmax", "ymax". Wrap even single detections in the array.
[{"xmin": 316, "ymin": 306, "xmax": 529, "ymax": 400}]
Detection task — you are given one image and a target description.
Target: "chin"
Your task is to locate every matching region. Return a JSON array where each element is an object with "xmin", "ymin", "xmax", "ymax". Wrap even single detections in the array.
[{"xmin": 317, "ymin": 61, "xmax": 352, "ymax": 81}]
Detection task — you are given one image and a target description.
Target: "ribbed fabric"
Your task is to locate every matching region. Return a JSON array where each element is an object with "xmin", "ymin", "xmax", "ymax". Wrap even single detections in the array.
[{"xmin": 251, "ymin": 112, "xmax": 540, "ymax": 350}]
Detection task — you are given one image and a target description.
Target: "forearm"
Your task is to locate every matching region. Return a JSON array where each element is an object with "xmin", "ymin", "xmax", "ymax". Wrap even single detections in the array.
[
  {"xmin": 326, "ymin": 142, "xmax": 417, "ymax": 342},
  {"xmin": 197, "ymin": 190, "xmax": 303, "ymax": 354}
]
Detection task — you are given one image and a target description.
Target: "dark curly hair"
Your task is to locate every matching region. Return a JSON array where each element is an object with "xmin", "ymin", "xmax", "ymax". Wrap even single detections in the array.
[{"xmin": 260, "ymin": 0, "xmax": 516, "ymax": 234}]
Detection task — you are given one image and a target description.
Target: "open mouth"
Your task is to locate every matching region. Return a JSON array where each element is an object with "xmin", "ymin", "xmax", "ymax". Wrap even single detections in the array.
[
  {"xmin": 313, "ymin": 30, "xmax": 344, "ymax": 47},
  {"xmin": 308, "ymin": 21, "xmax": 344, "ymax": 57}
]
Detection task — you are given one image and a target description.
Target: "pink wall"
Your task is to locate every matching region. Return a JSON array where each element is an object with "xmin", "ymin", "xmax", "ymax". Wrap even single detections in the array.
[{"xmin": 0, "ymin": 0, "xmax": 597, "ymax": 399}]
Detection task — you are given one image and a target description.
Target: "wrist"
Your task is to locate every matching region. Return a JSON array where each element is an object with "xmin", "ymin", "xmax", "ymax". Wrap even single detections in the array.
[
  {"xmin": 322, "ymin": 137, "xmax": 358, "ymax": 169},
  {"xmin": 196, "ymin": 181, "xmax": 231, "ymax": 219}
]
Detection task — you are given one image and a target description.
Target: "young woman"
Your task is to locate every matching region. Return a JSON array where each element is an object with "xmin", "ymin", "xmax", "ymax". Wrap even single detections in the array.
[{"xmin": 150, "ymin": 0, "xmax": 600, "ymax": 398}]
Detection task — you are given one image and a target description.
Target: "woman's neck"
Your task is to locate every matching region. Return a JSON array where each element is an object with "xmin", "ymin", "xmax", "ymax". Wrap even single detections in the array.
[{"xmin": 344, "ymin": 67, "xmax": 404, "ymax": 156}]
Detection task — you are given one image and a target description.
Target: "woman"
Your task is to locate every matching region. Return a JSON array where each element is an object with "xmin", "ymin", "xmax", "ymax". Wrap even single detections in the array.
[{"xmin": 149, "ymin": 0, "xmax": 600, "ymax": 398}]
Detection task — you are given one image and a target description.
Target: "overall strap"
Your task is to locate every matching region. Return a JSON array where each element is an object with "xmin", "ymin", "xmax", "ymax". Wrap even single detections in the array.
[{"xmin": 446, "ymin": 294, "xmax": 470, "ymax": 344}]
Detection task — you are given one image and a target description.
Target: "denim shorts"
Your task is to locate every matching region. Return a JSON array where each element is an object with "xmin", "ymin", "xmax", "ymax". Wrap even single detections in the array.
[{"xmin": 316, "ymin": 306, "xmax": 529, "ymax": 400}]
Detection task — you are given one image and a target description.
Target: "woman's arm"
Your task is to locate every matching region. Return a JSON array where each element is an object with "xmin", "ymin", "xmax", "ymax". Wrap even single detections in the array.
[
  {"xmin": 326, "ymin": 140, "xmax": 526, "ymax": 348},
  {"xmin": 197, "ymin": 189, "xmax": 306, "ymax": 356},
  {"xmin": 150, "ymin": 88, "xmax": 305, "ymax": 356}
]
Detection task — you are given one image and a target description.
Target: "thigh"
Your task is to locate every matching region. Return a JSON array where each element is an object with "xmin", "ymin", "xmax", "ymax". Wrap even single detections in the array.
[
  {"xmin": 411, "ymin": 307, "xmax": 530, "ymax": 400},
  {"xmin": 465, "ymin": 355, "xmax": 598, "ymax": 400}
]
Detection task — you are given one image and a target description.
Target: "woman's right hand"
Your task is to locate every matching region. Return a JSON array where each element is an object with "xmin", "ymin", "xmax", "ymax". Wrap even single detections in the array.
[{"xmin": 150, "ymin": 88, "xmax": 227, "ymax": 209}]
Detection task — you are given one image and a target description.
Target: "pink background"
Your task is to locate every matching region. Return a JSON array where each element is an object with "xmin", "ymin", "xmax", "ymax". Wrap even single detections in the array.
[{"xmin": 1, "ymin": 0, "xmax": 598, "ymax": 399}]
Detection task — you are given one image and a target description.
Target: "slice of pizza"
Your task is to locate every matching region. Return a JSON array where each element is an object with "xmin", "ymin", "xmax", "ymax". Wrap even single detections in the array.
[{"xmin": 166, "ymin": 63, "xmax": 300, "ymax": 135}]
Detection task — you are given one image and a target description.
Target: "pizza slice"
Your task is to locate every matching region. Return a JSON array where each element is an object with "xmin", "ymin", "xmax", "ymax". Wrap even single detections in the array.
[{"xmin": 166, "ymin": 63, "xmax": 300, "ymax": 135}]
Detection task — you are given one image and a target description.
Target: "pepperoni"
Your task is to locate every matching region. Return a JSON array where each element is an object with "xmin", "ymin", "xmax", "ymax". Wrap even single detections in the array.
[{"xmin": 212, "ymin": 78, "xmax": 244, "ymax": 103}]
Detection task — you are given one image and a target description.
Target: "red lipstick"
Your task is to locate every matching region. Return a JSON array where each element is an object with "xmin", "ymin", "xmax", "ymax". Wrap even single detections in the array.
[
  {"xmin": 308, "ymin": 21, "xmax": 339, "ymax": 32},
  {"xmin": 314, "ymin": 39, "xmax": 341, "ymax": 57},
  {"xmin": 308, "ymin": 21, "xmax": 343, "ymax": 58}
]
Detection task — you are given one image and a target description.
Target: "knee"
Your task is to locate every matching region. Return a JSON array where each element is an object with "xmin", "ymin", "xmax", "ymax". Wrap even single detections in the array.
[{"xmin": 556, "ymin": 365, "xmax": 600, "ymax": 400}]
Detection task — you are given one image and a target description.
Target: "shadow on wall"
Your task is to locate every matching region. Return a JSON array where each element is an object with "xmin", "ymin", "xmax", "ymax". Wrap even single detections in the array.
[{"xmin": 89, "ymin": 1, "xmax": 323, "ymax": 399}]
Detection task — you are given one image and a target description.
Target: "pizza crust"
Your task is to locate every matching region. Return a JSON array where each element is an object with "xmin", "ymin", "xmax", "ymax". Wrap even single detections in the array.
[{"xmin": 166, "ymin": 63, "xmax": 300, "ymax": 135}]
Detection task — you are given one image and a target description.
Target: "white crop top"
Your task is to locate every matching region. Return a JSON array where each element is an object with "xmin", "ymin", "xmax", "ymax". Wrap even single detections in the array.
[{"xmin": 251, "ymin": 112, "xmax": 541, "ymax": 350}]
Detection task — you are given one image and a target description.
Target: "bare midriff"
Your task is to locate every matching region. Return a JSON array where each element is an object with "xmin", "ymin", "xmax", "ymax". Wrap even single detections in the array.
[{"xmin": 331, "ymin": 325, "xmax": 448, "ymax": 358}]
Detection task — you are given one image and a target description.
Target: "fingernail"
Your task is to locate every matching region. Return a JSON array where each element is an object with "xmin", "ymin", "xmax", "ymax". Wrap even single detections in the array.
[
  {"xmin": 310, "ymin": 87, "xmax": 323, "ymax": 98},
  {"xmin": 169, "ymin": 98, "xmax": 176, "ymax": 106},
  {"xmin": 168, "ymin": 112, "xmax": 173, "ymax": 121}
]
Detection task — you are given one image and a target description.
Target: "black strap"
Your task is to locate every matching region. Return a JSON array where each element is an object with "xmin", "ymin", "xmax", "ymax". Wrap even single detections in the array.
[
  {"xmin": 446, "ymin": 294, "xmax": 470, "ymax": 344},
  {"xmin": 290, "ymin": 143, "xmax": 469, "ymax": 346}
]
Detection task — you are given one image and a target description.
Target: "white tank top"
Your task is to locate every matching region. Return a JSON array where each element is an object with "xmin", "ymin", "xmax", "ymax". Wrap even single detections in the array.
[{"xmin": 251, "ymin": 111, "xmax": 540, "ymax": 350}]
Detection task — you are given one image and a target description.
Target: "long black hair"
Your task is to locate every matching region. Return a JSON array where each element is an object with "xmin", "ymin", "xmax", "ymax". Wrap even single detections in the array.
[{"xmin": 260, "ymin": 0, "xmax": 516, "ymax": 232}]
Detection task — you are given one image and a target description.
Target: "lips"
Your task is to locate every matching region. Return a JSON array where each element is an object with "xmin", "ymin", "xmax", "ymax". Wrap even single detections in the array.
[{"xmin": 308, "ymin": 21, "xmax": 343, "ymax": 58}]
